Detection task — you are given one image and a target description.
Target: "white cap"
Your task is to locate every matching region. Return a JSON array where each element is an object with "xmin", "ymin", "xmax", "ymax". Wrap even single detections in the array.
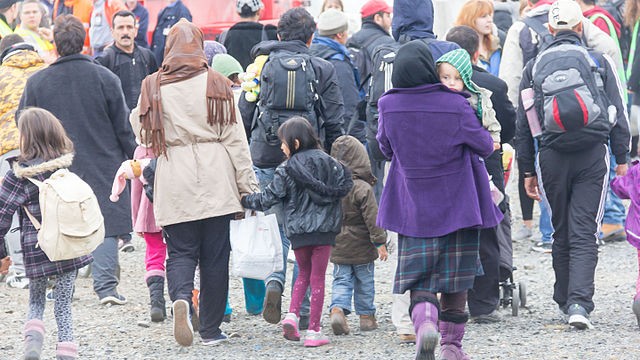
[
  {"xmin": 548, "ymin": 0, "xmax": 583, "ymax": 31},
  {"xmin": 236, "ymin": 0, "xmax": 264, "ymax": 14}
]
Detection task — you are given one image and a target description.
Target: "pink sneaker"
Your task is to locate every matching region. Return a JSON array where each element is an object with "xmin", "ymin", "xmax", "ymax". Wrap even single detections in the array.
[
  {"xmin": 303, "ymin": 329, "xmax": 330, "ymax": 347},
  {"xmin": 282, "ymin": 313, "xmax": 300, "ymax": 341}
]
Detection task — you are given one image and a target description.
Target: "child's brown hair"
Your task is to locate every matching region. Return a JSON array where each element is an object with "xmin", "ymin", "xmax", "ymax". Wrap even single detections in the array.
[{"xmin": 17, "ymin": 107, "xmax": 74, "ymax": 162}]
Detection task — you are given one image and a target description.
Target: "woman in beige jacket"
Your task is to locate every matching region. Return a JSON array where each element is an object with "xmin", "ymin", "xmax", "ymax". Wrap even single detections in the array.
[{"xmin": 130, "ymin": 19, "xmax": 258, "ymax": 347}]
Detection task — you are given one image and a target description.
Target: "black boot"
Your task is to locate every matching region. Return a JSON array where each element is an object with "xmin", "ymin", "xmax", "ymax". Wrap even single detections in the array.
[{"xmin": 146, "ymin": 276, "xmax": 166, "ymax": 322}]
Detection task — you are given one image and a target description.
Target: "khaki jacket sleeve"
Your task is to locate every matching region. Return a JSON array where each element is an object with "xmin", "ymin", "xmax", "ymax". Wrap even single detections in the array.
[{"xmin": 479, "ymin": 88, "xmax": 501, "ymax": 144}]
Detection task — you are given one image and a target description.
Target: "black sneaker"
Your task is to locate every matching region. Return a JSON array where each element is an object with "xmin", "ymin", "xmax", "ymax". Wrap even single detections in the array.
[
  {"xmin": 263, "ymin": 281, "xmax": 283, "ymax": 324},
  {"xmin": 299, "ymin": 314, "xmax": 309, "ymax": 330},
  {"xmin": 471, "ymin": 310, "xmax": 502, "ymax": 323},
  {"xmin": 567, "ymin": 304, "xmax": 593, "ymax": 330},
  {"xmin": 532, "ymin": 241, "xmax": 553, "ymax": 253},
  {"xmin": 118, "ymin": 239, "xmax": 135, "ymax": 253}
]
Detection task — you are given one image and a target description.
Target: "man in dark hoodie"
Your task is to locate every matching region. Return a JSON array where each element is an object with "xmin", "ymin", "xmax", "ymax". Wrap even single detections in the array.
[{"xmin": 238, "ymin": 7, "xmax": 345, "ymax": 326}]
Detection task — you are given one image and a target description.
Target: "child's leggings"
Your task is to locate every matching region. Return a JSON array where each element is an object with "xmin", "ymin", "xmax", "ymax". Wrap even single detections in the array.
[
  {"xmin": 28, "ymin": 271, "xmax": 76, "ymax": 342},
  {"xmin": 144, "ymin": 232, "xmax": 167, "ymax": 280},
  {"xmin": 289, "ymin": 245, "xmax": 332, "ymax": 332}
]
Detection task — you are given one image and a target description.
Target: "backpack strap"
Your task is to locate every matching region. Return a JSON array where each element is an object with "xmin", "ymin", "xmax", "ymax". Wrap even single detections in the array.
[
  {"xmin": 627, "ymin": 20, "xmax": 640, "ymax": 79},
  {"xmin": 589, "ymin": 13, "xmax": 620, "ymax": 49},
  {"xmin": 522, "ymin": 16, "xmax": 554, "ymax": 59},
  {"xmin": 101, "ymin": 46, "xmax": 117, "ymax": 69},
  {"xmin": 22, "ymin": 206, "xmax": 41, "ymax": 230}
]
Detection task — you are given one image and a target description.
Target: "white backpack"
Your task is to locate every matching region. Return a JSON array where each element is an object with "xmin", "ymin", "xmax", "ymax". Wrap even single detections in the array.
[{"xmin": 24, "ymin": 169, "xmax": 105, "ymax": 261}]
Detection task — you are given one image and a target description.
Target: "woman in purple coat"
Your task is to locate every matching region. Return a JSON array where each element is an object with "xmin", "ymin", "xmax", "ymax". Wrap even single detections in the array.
[{"xmin": 376, "ymin": 40, "xmax": 502, "ymax": 360}]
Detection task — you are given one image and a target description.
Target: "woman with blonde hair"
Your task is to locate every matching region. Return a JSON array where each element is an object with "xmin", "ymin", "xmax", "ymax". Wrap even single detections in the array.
[{"xmin": 455, "ymin": 0, "xmax": 502, "ymax": 76}]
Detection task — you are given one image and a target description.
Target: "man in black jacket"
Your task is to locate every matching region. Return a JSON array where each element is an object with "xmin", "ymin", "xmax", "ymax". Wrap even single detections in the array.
[
  {"xmin": 310, "ymin": 9, "xmax": 362, "ymax": 141},
  {"xmin": 446, "ymin": 25, "xmax": 516, "ymax": 323},
  {"xmin": 19, "ymin": 15, "xmax": 137, "ymax": 306},
  {"xmin": 517, "ymin": 0, "xmax": 629, "ymax": 330},
  {"xmin": 239, "ymin": 7, "xmax": 344, "ymax": 326},
  {"xmin": 98, "ymin": 10, "xmax": 157, "ymax": 111}
]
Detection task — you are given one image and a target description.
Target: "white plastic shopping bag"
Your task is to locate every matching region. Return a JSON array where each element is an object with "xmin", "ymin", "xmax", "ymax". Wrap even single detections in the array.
[{"xmin": 230, "ymin": 211, "xmax": 283, "ymax": 280}]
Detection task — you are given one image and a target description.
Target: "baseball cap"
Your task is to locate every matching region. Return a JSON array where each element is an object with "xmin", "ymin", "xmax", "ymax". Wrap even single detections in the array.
[
  {"xmin": 548, "ymin": 0, "xmax": 583, "ymax": 31},
  {"xmin": 317, "ymin": 9, "xmax": 349, "ymax": 36},
  {"xmin": 360, "ymin": 0, "xmax": 392, "ymax": 19},
  {"xmin": 236, "ymin": 0, "xmax": 264, "ymax": 14}
]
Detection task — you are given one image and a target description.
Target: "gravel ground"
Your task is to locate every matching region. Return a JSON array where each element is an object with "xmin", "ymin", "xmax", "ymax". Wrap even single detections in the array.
[{"xmin": 2, "ymin": 168, "xmax": 640, "ymax": 359}]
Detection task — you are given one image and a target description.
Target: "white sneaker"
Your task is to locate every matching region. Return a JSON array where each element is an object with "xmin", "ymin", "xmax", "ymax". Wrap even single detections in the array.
[
  {"xmin": 172, "ymin": 300, "xmax": 194, "ymax": 346},
  {"xmin": 6, "ymin": 272, "xmax": 29, "ymax": 289}
]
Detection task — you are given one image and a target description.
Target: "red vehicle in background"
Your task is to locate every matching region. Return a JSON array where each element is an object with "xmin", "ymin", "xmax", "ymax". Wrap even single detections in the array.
[{"xmin": 139, "ymin": 0, "xmax": 309, "ymax": 40}]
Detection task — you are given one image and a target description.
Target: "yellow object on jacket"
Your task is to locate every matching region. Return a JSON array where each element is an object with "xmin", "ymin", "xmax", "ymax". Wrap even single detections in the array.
[{"xmin": 0, "ymin": 50, "xmax": 46, "ymax": 156}]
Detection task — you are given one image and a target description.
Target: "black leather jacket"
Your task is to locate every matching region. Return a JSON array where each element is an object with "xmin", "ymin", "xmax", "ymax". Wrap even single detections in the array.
[{"xmin": 241, "ymin": 149, "xmax": 353, "ymax": 249}]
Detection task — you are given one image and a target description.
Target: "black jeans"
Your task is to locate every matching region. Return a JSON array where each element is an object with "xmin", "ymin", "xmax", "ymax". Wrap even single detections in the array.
[
  {"xmin": 164, "ymin": 214, "xmax": 233, "ymax": 339},
  {"xmin": 539, "ymin": 144, "xmax": 608, "ymax": 314}
]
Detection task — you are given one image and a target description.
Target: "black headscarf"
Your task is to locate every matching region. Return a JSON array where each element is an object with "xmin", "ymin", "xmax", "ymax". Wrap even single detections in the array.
[{"xmin": 392, "ymin": 40, "xmax": 440, "ymax": 88}]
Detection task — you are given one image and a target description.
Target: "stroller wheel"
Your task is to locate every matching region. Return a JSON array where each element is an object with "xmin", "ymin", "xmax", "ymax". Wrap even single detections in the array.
[
  {"xmin": 511, "ymin": 290, "xmax": 520, "ymax": 316},
  {"xmin": 497, "ymin": 285, "xmax": 503, "ymax": 310},
  {"xmin": 519, "ymin": 282, "xmax": 527, "ymax": 308}
]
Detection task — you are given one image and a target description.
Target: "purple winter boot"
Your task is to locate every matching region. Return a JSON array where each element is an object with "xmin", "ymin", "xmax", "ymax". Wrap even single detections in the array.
[
  {"xmin": 439, "ymin": 321, "xmax": 470, "ymax": 360},
  {"xmin": 410, "ymin": 301, "xmax": 439, "ymax": 360}
]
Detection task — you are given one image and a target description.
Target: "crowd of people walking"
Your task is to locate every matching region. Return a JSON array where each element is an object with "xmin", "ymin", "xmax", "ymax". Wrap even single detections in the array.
[{"xmin": 0, "ymin": 0, "xmax": 639, "ymax": 359}]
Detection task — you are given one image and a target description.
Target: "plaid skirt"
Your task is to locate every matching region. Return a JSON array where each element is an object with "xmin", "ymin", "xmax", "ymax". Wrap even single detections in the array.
[{"xmin": 393, "ymin": 229, "xmax": 481, "ymax": 294}]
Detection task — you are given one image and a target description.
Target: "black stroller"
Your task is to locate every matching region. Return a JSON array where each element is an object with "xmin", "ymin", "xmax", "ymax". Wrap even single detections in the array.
[{"xmin": 496, "ymin": 201, "xmax": 527, "ymax": 316}]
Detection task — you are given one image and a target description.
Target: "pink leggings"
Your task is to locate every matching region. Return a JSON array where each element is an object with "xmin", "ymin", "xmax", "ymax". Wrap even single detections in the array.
[
  {"xmin": 289, "ymin": 245, "xmax": 332, "ymax": 332},
  {"xmin": 144, "ymin": 232, "xmax": 167, "ymax": 280}
]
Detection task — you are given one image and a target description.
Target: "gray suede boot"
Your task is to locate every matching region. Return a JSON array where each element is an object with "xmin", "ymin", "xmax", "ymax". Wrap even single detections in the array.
[{"xmin": 24, "ymin": 319, "xmax": 45, "ymax": 360}]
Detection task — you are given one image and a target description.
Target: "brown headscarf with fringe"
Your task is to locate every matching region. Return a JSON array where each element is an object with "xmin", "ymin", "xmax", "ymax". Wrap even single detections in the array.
[{"xmin": 138, "ymin": 19, "xmax": 236, "ymax": 157}]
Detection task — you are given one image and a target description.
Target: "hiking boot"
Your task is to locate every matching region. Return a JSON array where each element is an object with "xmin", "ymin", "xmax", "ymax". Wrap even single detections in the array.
[
  {"xmin": 24, "ymin": 319, "xmax": 45, "ymax": 360},
  {"xmin": 600, "ymin": 223, "xmax": 625, "ymax": 242},
  {"xmin": 471, "ymin": 310, "xmax": 502, "ymax": 324},
  {"xmin": 202, "ymin": 333, "xmax": 228, "ymax": 346},
  {"xmin": 567, "ymin": 304, "xmax": 593, "ymax": 330},
  {"xmin": 146, "ymin": 276, "xmax": 166, "ymax": 322},
  {"xmin": 263, "ymin": 281, "xmax": 282, "ymax": 324},
  {"xmin": 360, "ymin": 314, "xmax": 378, "ymax": 331},
  {"xmin": 172, "ymin": 299, "xmax": 194, "ymax": 346},
  {"xmin": 55, "ymin": 342, "xmax": 77, "ymax": 360},
  {"xmin": 532, "ymin": 241, "xmax": 553, "ymax": 253},
  {"xmin": 299, "ymin": 314, "xmax": 309, "ymax": 330},
  {"xmin": 282, "ymin": 313, "xmax": 301, "ymax": 341},
  {"xmin": 330, "ymin": 307, "xmax": 350, "ymax": 335},
  {"xmin": 399, "ymin": 333, "xmax": 416, "ymax": 344},
  {"xmin": 303, "ymin": 329, "xmax": 330, "ymax": 347},
  {"xmin": 512, "ymin": 226, "xmax": 532, "ymax": 241}
]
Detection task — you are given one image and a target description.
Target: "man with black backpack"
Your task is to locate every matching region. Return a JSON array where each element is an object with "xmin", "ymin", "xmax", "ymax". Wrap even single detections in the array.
[
  {"xmin": 97, "ymin": 10, "xmax": 157, "ymax": 111},
  {"xmin": 516, "ymin": 0, "xmax": 630, "ymax": 330},
  {"xmin": 310, "ymin": 9, "xmax": 362, "ymax": 141},
  {"xmin": 238, "ymin": 7, "xmax": 344, "ymax": 326}
]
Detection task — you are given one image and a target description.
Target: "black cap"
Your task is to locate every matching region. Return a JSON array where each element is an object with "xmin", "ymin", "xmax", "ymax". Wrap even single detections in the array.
[{"xmin": 0, "ymin": 0, "xmax": 20, "ymax": 9}]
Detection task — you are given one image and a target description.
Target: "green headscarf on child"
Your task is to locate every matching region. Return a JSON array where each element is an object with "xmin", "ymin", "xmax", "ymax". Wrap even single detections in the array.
[{"xmin": 436, "ymin": 49, "xmax": 483, "ymax": 119}]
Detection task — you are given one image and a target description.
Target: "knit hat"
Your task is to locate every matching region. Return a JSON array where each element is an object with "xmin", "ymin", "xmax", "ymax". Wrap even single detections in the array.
[
  {"xmin": 361, "ymin": 0, "xmax": 392, "ymax": 19},
  {"xmin": 236, "ymin": 0, "xmax": 263, "ymax": 13},
  {"xmin": 436, "ymin": 49, "xmax": 482, "ymax": 119},
  {"xmin": 0, "ymin": 0, "xmax": 20, "ymax": 9},
  {"xmin": 211, "ymin": 54, "xmax": 243, "ymax": 78},
  {"xmin": 548, "ymin": 0, "xmax": 583, "ymax": 31},
  {"xmin": 317, "ymin": 9, "xmax": 349, "ymax": 36},
  {"xmin": 203, "ymin": 40, "xmax": 226, "ymax": 65}
]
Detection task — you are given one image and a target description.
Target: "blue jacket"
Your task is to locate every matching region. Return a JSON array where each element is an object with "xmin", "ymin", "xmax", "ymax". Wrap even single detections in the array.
[
  {"xmin": 391, "ymin": 0, "xmax": 458, "ymax": 59},
  {"xmin": 132, "ymin": 2, "xmax": 150, "ymax": 48},
  {"xmin": 150, "ymin": 0, "xmax": 192, "ymax": 64}
]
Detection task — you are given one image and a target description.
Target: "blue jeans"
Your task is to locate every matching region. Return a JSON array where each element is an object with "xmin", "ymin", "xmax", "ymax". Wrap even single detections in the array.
[
  {"xmin": 254, "ymin": 166, "xmax": 290, "ymax": 287},
  {"xmin": 603, "ymin": 152, "xmax": 626, "ymax": 225},
  {"xmin": 330, "ymin": 262, "xmax": 376, "ymax": 316},
  {"xmin": 535, "ymin": 140, "xmax": 554, "ymax": 244}
]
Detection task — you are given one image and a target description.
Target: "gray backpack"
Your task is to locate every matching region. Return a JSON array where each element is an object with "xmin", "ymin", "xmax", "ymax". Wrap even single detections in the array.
[{"xmin": 532, "ymin": 41, "xmax": 612, "ymax": 140}]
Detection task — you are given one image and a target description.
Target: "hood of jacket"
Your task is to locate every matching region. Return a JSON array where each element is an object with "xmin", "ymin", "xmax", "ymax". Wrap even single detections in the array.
[
  {"xmin": 250, "ymin": 40, "xmax": 309, "ymax": 59},
  {"xmin": 12, "ymin": 153, "xmax": 74, "ymax": 178},
  {"xmin": 392, "ymin": 0, "xmax": 435, "ymax": 41},
  {"xmin": 285, "ymin": 149, "xmax": 353, "ymax": 204},
  {"xmin": 2, "ymin": 50, "xmax": 45, "ymax": 69},
  {"xmin": 330, "ymin": 135, "xmax": 376, "ymax": 186}
]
